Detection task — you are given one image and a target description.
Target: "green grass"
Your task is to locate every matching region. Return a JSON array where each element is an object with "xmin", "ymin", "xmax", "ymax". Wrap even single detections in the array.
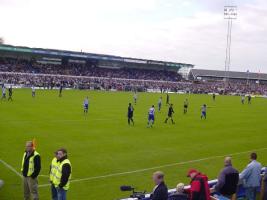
[{"xmin": 0, "ymin": 89, "xmax": 267, "ymax": 200}]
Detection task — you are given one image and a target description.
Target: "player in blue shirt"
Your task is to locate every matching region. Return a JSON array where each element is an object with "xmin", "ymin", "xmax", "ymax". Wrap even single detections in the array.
[
  {"xmin": 84, "ymin": 97, "xmax": 89, "ymax": 114},
  {"xmin": 1, "ymin": 85, "xmax": 6, "ymax": 100},
  {"xmin": 201, "ymin": 104, "xmax": 207, "ymax": 119},
  {"xmin": 147, "ymin": 105, "xmax": 155, "ymax": 128}
]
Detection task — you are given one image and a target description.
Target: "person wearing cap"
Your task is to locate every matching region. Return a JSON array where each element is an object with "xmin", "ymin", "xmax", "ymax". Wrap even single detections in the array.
[
  {"xmin": 213, "ymin": 157, "xmax": 239, "ymax": 199},
  {"xmin": 50, "ymin": 151, "xmax": 60, "ymax": 200},
  {"xmin": 21, "ymin": 141, "xmax": 41, "ymax": 200},
  {"xmin": 150, "ymin": 171, "xmax": 168, "ymax": 200},
  {"xmin": 240, "ymin": 153, "xmax": 262, "ymax": 200},
  {"xmin": 187, "ymin": 169, "xmax": 210, "ymax": 200},
  {"xmin": 168, "ymin": 183, "xmax": 188, "ymax": 200},
  {"xmin": 53, "ymin": 148, "xmax": 72, "ymax": 200}
]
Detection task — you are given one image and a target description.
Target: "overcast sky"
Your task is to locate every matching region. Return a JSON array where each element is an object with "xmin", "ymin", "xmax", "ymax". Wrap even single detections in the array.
[{"xmin": 1, "ymin": 0, "xmax": 267, "ymax": 72}]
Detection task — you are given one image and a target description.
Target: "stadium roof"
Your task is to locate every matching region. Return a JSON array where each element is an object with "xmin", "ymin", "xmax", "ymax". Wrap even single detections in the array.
[
  {"xmin": 190, "ymin": 69, "xmax": 267, "ymax": 81},
  {"xmin": 0, "ymin": 44, "xmax": 194, "ymax": 69}
]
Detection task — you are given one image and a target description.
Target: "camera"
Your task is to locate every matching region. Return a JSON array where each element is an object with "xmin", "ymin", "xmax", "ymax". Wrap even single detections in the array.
[{"xmin": 120, "ymin": 185, "xmax": 146, "ymax": 199}]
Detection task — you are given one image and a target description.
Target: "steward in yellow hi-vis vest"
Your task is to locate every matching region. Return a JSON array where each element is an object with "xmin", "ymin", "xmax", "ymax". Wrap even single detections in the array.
[
  {"xmin": 53, "ymin": 148, "xmax": 72, "ymax": 199},
  {"xmin": 21, "ymin": 141, "xmax": 41, "ymax": 200},
  {"xmin": 50, "ymin": 152, "xmax": 60, "ymax": 200}
]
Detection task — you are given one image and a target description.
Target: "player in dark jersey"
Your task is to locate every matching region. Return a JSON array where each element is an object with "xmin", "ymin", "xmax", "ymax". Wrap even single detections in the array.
[
  {"xmin": 184, "ymin": 99, "xmax": 189, "ymax": 114},
  {"xmin": 164, "ymin": 104, "xmax": 175, "ymax": 124},
  {"xmin": 212, "ymin": 93, "xmax": 216, "ymax": 101},
  {"xmin": 166, "ymin": 93, "xmax": 169, "ymax": 105},
  {"xmin": 59, "ymin": 85, "xmax": 63, "ymax": 97},
  {"xmin": 127, "ymin": 103, "xmax": 134, "ymax": 125},
  {"xmin": 7, "ymin": 86, "xmax": 12, "ymax": 101},
  {"xmin": 248, "ymin": 95, "xmax": 252, "ymax": 104}
]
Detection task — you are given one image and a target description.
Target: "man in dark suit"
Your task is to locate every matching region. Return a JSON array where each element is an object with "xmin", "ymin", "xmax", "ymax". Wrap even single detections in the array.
[{"xmin": 150, "ymin": 171, "xmax": 168, "ymax": 200}]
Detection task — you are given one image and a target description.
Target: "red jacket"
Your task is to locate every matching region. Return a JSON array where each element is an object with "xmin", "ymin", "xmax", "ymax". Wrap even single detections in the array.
[{"xmin": 188, "ymin": 173, "xmax": 211, "ymax": 200}]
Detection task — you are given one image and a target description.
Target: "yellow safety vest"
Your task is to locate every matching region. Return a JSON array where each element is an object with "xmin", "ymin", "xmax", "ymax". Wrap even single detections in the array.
[
  {"xmin": 49, "ymin": 157, "xmax": 59, "ymax": 184},
  {"xmin": 54, "ymin": 159, "xmax": 71, "ymax": 190},
  {"xmin": 21, "ymin": 151, "xmax": 40, "ymax": 177}
]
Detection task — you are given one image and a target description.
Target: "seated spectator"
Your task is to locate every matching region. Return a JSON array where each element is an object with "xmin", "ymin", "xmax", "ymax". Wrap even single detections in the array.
[
  {"xmin": 150, "ymin": 171, "xmax": 168, "ymax": 200},
  {"xmin": 213, "ymin": 157, "xmax": 239, "ymax": 199},
  {"xmin": 169, "ymin": 183, "xmax": 188, "ymax": 200},
  {"xmin": 186, "ymin": 169, "xmax": 211, "ymax": 200}
]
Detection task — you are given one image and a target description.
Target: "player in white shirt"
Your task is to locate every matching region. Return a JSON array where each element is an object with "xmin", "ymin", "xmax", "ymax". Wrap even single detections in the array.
[
  {"xmin": 133, "ymin": 92, "xmax": 137, "ymax": 105},
  {"xmin": 158, "ymin": 97, "xmax": 162, "ymax": 112},
  {"xmin": 241, "ymin": 94, "xmax": 245, "ymax": 104},
  {"xmin": 147, "ymin": 105, "xmax": 155, "ymax": 128},
  {"xmin": 32, "ymin": 87, "xmax": 36, "ymax": 98}
]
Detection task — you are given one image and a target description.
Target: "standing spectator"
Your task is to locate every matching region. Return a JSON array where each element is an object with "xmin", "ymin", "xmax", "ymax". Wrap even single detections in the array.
[
  {"xmin": 150, "ymin": 171, "xmax": 168, "ymax": 200},
  {"xmin": 187, "ymin": 169, "xmax": 211, "ymax": 200},
  {"xmin": 169, "ymin": 183, "xmax": 188, "ymax": 200},
  {"xmin": 214, "ymin": 157, "xmax": 239, "ymax": 198},
  {"xmin": 54, "ymin": 148, "xmax": 72, "ymax": 200},
  {"xmin": 240, "ymin": 153, "xmax": 262, "ymax": 200},
  {"xmin": 21, "ymin": 141, "xmax": 41, "ymax": 200}
]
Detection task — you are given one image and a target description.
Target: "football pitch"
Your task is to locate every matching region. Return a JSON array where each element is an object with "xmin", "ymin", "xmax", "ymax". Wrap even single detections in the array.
[{"xmin": 0, "ymin": 89, "xmax": 267, "ymax": 200}]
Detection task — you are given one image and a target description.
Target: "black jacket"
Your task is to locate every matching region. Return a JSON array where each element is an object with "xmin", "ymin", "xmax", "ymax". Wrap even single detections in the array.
[
  {"xmin": 150, "ymin": 182, "xmax": 168, "ymax": 200},
  {"xmin": 22, "ymin": 151, "xmax": 41, "ymax": 178},
  {"xmin": 58, "ymin": 156, "xmax": 71, "ymax": 188},
  {"xmin": 168, "ymin": 192, "xmax": 188, "ymax": 200},
  {"xmin": 215, "ymin": 165, "xmax": 239, "ymax": 196}
]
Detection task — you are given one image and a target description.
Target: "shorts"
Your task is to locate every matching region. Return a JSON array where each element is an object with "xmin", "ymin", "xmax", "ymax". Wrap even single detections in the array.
[
  {"xmin": 148, "ymin": 114, "xmax": 154, "ymax": 121},
  {"xmin": 202, "ymin": 111, "xmax": 206, "ymax": 116},
  {"xmin": 84, "ymin": 104, "xmax": 88, "ymax": 109}
]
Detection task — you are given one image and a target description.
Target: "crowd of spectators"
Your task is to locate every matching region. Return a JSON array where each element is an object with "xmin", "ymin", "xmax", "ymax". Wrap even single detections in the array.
[
  {"xmin": 0, "ymin": 58, "xmax": 181, "ymax": 82},
  {"xmin": 0, "ymin": 58, "xmax": 267, "ymax": 95},
  {"xmin": 149, "ymin": 152, "xmax": 265, "ymax": 200}
]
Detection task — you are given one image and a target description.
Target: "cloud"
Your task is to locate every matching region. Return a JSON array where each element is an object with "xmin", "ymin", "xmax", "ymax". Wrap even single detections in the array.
[{"xmin": 0, "ymin": 0, "xmax": 267, "ymax": 72}]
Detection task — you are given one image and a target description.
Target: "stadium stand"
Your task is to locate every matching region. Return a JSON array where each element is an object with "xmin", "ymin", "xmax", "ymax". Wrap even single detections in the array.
[
  {"xmin": 1, "ymin": 44, "xmax": 267, "ymax": 95},
  {"xmin": 189, "ymin": 69, "xmax": 267, "ymax": 84}
]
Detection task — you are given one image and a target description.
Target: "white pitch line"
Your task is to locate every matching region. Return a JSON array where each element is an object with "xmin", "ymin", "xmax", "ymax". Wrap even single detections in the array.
[
  {"xmin": 39, "ymin": 147, "xmax": 267, "ymax": 188},
  {"xmin": 0, "ymin": 159, "xmax": 23, "ymax": 179}
]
